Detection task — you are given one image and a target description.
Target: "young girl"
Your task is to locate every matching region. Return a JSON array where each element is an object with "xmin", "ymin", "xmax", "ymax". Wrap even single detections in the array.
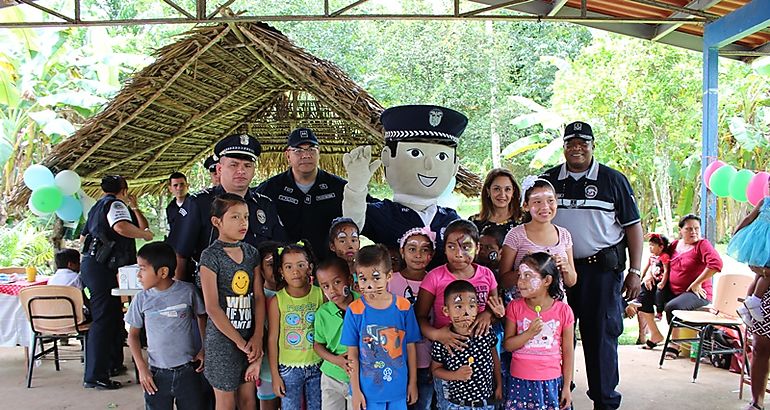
[
  {"xmin": 631, "ymin": 233, "xmax": 671, "ymax": 347},
  {"xmin": 267, "ymin": 241, "xmax": 323, "ymax": 410},
  {"xmin": 415, "ymin": 219, "xmax": 505, "ymax": 408},
  {"xmin": 389, "ymin": 227, "xmax": 436, "ymax": 410},
  {"xmin": 729, "ymin": 190, "xmax": 770, "ymax": 323},
  {"xmin": 504, "ymin": 252, "xmax": 574, "ymax": 410},
  {"xmin": 246, "ymin": 241, "xmax": 284, "ymax": 410},
  {"xmin": 328, "ymin": 217, "xmax": 361, "ymax": 275},
  {"xmin": 198, "ymin": 193, "xmax": 266, "ymax": 410},
  {"xmin": 499, "ymin": 176, "xmax": 578, "ymax": 299}
]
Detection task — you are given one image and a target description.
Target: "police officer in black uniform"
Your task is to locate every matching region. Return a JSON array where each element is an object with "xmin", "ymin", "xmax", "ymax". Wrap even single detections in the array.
[
  {"xmin": 203, "ymin": 155, "xmax": 219, "ymax": 187},
  {"xmin": 80, "ymin": 175, "xmax": 153, "ymax": 390},
  {"xmin": 165, "ymin": 171, "xmax": 190, "ymax": 240},
  {"xmin": 168, "ymin": 134, "xmax": 287, "ymax": 281},
  {"xmin": 257, "ymin": 128, "xmax": 347, "ymax": 260}
]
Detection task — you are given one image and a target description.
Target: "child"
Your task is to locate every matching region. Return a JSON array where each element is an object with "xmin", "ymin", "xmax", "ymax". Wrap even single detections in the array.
[
  {"xmin": 329, "ymin": 217, "xmax": 361, "ymax": 275},
  {"xmin": 267, "ymin": 241, "xmax": 323, "ymax": 410},
  {"xmin": 478, "ymin": 225, "xmax": 507, "ymax": 277},
  {"xmin": 390, "ymin": 227, "xmax": 436, "ymax": 410},
  {"xmin": 503, "ymin": 252, "xmax": 574, "ymax": 410},
  {"xmin": 248, "ymin": 240, "xmax": 284, "ymax": 410},
  {"xmin": 314, "ymin": 256, "xmax": 360, "ymax": 410},
  {"xmin": 431, "ymin": 280, "xmax": 502, "ymax": 409},
  {"xmin": 415, "ymin": 219, "xmax": 504, "ymax": 409},
  {"xmin": 341, "ymin": 244, "xmax": 422, "ymax": 410},
  {"xmin": 49, "ymin": 248, "xmax": 82, "ymax": 289},
  {"xmin": 635, "ymin": 233, "xmax": 671, "ymax": 347},
  {"xmin": 126, "ymin": 242, "xmax": 207, "ymax": 409},
  {"xmin": 729, "ymin": 192, "xmax": 770, "ymax": 323},
  {"xmin": 198, "ymin": 193, "xmax": 265, "ymax": 410},
  {"xmin": 499, "ymin": 176, "xmax": 578, "ymax": 298}
]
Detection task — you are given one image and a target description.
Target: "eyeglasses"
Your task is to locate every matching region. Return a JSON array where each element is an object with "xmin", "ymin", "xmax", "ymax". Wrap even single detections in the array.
[{"xmin": 288, "ymin": 146, "xmax": 319, "ymax": 155}]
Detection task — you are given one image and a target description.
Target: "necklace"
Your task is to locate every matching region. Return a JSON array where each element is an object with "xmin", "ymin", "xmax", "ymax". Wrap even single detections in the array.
[{"xmin": 215, "ymin": 239, "xmax": 240, "ymax": 248}]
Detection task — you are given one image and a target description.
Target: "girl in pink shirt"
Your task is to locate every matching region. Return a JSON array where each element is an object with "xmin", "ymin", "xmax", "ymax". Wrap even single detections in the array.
[
  {"xmin": 504, "ymin": 252, "xmax": 574, "ymax": 410},
  {"xmin": 499, "ymin": 176, "xmax": 577, "ymax": 299}
]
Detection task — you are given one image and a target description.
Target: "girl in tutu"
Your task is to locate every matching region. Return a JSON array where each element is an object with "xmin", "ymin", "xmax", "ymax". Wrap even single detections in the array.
[{"xmin": 729, "ymin": 183, "xmax": 770, "ymax": 323}]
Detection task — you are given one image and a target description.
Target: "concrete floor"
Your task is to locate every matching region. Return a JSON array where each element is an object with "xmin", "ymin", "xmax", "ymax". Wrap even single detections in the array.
[{"xmin": 0, "ymin": 340, "xmax": 756, "ymax": 410}]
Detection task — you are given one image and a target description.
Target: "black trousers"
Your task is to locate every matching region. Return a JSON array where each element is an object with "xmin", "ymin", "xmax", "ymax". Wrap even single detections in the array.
[
  {"xmin": 80, "ymin": 256, "xmax": 124, "ymax": 382},
  {"xmin": 660, "ymin": 286, "xmax": 709, "ymax": 323},
  {"xmin": 567, "ymin": 264, "xmax": 623, "ymax": 410}
]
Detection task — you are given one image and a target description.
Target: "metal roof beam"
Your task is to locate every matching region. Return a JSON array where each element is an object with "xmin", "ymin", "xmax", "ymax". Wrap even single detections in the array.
[
  {"xmin": 548, "ymin": 0, "xmax": 569, "ymax": 16},
  {"xmin": 459, "ymin": 0, "xmax": 532, "ymax": 17},
  {"xmin": 651, "ymin": 0, "xmax": 722, "ymax": 42},
  {"xmin": 704, "ymin": 0, "xmax": 770, "ymax": 48}
]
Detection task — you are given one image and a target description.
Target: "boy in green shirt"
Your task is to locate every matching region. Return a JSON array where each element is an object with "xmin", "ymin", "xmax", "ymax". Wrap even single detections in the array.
[{"xmin": 314, "ymin": 257, "xmax": 359, "ymax": 410}]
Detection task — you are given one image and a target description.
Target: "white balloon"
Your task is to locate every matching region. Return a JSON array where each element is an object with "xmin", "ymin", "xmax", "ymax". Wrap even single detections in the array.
[
  {"xmin": 55, "ymin": 170, "xmax": 82, "ymax": 196},
  {"xmin": 78, "ymin": 189, "xmax": 96, "ymax": 216},
  {"xmin": 28, "ymin": 197, "xmax": 52, "ymax": 217}
]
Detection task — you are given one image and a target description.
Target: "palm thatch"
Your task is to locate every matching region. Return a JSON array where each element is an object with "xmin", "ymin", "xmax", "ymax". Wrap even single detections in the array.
[{"xmin": 10, "ymin": 21, "xmax": 481, "ymax": 209}]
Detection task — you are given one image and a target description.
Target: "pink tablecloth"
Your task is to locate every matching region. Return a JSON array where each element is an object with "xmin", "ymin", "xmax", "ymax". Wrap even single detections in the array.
[{"xmin": 0, "ymin": 277, "xmax": 49, "ymax": 296}]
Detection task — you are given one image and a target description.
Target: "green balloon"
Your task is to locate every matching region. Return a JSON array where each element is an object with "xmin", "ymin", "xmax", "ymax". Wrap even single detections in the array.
[
  {"xmin": 709, "ymin": 165, "xmax": 736, "ymax": 197},
  {"xmin": 730, "ymin": 169, "xmax": 754, "ymax": 202},
  {"xmin": 30, "ymin": 185, "xmax": 64, "ymax": 213}
]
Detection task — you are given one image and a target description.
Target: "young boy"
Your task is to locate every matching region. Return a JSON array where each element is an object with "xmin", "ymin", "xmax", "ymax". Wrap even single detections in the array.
[
  {"xmin": 341, "ymin": 244, "xmax": 421, "ymax": 410},
  {"xmin": 431, "ymin": 280, "xmax": 502, "ymax": 410},
  {"xmin": 477, "ymin": 225, "xmax": 507, "ymax": 276},
  {"xmin": 314, "ymin": 257, "xmax": 360, "ymax": 410},
  {"xmin": 125, "ymin": 242, "xmax": 207, "ymax": 409},
  {"xmin": 49, "ymin": 248, "xmax": 82, "ymax": 289},
  {"xmin": 329, "ymin": 217, "xmax": 360, "ymax": 274}
]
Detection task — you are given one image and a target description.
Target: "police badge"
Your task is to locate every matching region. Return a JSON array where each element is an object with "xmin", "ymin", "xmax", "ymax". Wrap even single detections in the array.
[
  {"xmin": 585, "ymin": 184, "xmax": 598, "ymax": 199},
  {"xmin": 428, "ymin": 108, "xmax": 443, "ymax": 127},
  {"xmin": 240, "ymin": 134, "xmax": 249, "ymax": 145},
  {"xmin": 256, "ymin": 209, "xmax": 266, "ymax": 224}
]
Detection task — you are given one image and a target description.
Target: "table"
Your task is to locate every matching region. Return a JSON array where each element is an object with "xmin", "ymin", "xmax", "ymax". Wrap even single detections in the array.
[{"xmin": 0, "ymin": 277, "xmax": 49, "ymax": 348}]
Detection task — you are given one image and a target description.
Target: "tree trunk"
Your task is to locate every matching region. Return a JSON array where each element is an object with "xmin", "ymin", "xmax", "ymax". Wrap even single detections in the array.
[{"xmin": 486, "ymin": 21, "xmax": 501, "ymax": 168}]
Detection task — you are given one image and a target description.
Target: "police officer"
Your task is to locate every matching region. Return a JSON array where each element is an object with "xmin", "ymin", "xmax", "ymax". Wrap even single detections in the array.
[
  {"xmin": 257, "ymin": 128, "xmax": 346, "ymax": 259},
  {"xmin": 541, "ymin": 121, "xmax": 643, "ymax": 410},
  {"xmin": 203, "ymin": 155, "xmax": 220, "ymax": 187},
  {"xmin": 169, "ymin": 134, "xmax": 286, "ymax": 281},
  {"xmin": 165, "ymin": 171, "xmax": 190, "ymax": 240},
  {"xmin": 80, "ymin": 175, "xmax": 153, "ymax": 390}
]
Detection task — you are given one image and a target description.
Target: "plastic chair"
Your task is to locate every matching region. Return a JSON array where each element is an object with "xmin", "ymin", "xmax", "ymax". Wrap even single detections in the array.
[
  {"xmin": 18, "ymin": 285, "xmax": 90, "ymax": 388},
  {"xmin": 658, "ymin": 273, "xmax": 753, "ymax": 382},
  {"xmin": 0, "ymin": 267, "xmax": 26, "ymax": 274}
]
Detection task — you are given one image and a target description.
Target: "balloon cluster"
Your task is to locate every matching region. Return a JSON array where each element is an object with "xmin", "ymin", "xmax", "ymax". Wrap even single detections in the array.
[
  {"xmin": 23, "ymin": 165, "xmax": 96, "ymax": 222},
  {"xmin": 703, "ymin": 160, "xmax": 770, "ymax": 206}
]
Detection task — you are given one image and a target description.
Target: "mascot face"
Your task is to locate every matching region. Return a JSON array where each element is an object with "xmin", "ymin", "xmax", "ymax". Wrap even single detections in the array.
[{"xmin": 382, "ymin": 142, "xmax": 459, "ymax": 199}]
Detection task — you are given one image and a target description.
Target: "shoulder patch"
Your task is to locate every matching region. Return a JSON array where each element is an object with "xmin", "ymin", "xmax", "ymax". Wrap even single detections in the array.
[
  {"xmin": 348, "ymin": 298, "xmax": 365, "ymax": 315},
  {"xmin": 395, "ymin": 296, "xmax": 411, "ymax": 311}
]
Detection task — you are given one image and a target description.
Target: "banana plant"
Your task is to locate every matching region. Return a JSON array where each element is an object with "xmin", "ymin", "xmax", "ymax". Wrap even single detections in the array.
[{"xmin": 503, "ymin": 94, "xmax": 566, "ymax": 170}]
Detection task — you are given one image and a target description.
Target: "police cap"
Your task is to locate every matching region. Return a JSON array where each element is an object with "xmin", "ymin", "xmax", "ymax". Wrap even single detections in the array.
[
  {"xmin": 214, "ymin": 134, "xmax": 261, "ymax": 162},
  {"xmin": 563, "ymin": 121, "xmax": 594, "ymax": 142},
  {"xmin": 381, "ymin": 105, "xmax": 468, "ymax": 148},
  {"xmin": 203, "ymin": 155, "xmax": 218, "ymax": 172},
  {"xmin": 287, "ymin": 128, "xmax": 319, "ymax": 148}
]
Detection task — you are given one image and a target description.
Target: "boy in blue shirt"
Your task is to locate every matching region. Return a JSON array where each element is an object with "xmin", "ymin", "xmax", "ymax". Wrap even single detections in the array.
[
  {"xmin": 125, "ymin": 242, "xmax": 207, "ymax": 409},
  {"xmin": 341, "ymin": 244, "xmax": 421, "ymax": 410}
]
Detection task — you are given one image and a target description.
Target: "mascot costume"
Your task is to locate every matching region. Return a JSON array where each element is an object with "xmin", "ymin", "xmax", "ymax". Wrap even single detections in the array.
[{"xmin": 342, "ymin": 105, "xmax": 467, "ymax": 266}]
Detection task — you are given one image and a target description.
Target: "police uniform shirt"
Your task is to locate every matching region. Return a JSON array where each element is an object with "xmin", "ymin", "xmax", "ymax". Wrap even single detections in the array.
[
  {"xmin": 168, "ymin": 185, "xmax": 287, "ymax": 261},
  {"xmin": 257, "ymin": 168, "xmax": 346, "ymax": 258},
  {"xmin": 541, "ymin": 160, "xmax": 640, "ymax": 259},
  {"xmin": 362, "ymin": 199, "xmax": 460, "ymax": 267},
  {"xmin": 165, "ymin": 195, "xmax": 191, "ymax": 239},
  {"xmin": 83, "ymin": 194, "xmax": 139, "ymax": 264}
]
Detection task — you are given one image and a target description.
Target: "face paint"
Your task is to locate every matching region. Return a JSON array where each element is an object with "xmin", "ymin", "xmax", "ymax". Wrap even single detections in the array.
[
  {"xmin": 342, "ymin": 285, "xmax": 351, "ymax": 297},
  {"xmin": 529, "ymin": 277, "xmax": 543, "ymax": 289},
  {"xmin": 488, "ymin": 251, "xmax": 498, "ymax": 262},
  {"xmin": 457, "ymin": 234, "xmax": 476, "ymax": 262},
  {"xmin": 453, "ymin": 295, "xmax": 463, "ymax": 303}
]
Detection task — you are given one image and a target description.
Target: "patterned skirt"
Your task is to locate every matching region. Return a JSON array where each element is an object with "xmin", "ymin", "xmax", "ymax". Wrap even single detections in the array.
[
  {"xmin": 750, "ymin": 290, "xmax": 770, "ymax": 337},
  {"xmin": 505, "ymin": 376, "xmax": 566, "ymax": 410}
]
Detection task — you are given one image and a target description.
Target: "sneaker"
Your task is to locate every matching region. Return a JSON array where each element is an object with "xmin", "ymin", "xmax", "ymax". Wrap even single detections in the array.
[
  {"xmin": 745, "ymin": 295, "xmax": 764, "ymax": 322},
  {"xmin": 738, "ymin": 305, "xmax": 754, "ymax": 325}
]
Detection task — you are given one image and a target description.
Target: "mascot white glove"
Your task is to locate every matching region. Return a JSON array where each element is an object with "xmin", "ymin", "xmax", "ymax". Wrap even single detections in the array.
[{"xmin": 342, "ymin": 146, "xmax": 382, "ymax": 231}]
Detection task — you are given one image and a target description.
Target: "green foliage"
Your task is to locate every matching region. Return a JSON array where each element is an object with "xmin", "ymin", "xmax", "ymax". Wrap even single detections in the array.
[{"xmin": 0, "ymin": 220, "xmax": 54, "ymax": 272}]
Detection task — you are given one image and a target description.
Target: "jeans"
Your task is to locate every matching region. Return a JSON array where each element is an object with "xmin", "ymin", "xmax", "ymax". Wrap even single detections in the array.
[
  {"xmin": 447, "ymin": 402, "xmax": 495, "ymax": 410},
  {"xmin": 145, "ymin": 362, "xmax": 205, "ymax": 410},
  {"xmin": 278, "ymin": 363, "xmax": 321, "ymax": 410},
  {"xmin": 434, "ymin": 377, "xmax": 449, "ymax": 410},
  {"xmin": 409, "ymin": 367, "xmax": 433, "ymax": 410}
]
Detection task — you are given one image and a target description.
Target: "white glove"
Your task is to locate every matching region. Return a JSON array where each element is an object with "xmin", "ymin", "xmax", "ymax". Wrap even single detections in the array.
[{"xmin": 342, "ymin": 146, "xmax": 381, "ymax": 192}]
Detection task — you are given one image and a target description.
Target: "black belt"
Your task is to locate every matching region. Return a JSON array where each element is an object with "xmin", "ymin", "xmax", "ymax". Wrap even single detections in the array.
[
  {"xmin": 574, "ymin": 243, "xmax": 622, "ymax": 268},
  {"xmin": 151, "ymin": 361, "xmax": 195, "ymax": 372},
  {"xmin": 449, "ymin": 398, "xmax": 492, "ymax": 408}
]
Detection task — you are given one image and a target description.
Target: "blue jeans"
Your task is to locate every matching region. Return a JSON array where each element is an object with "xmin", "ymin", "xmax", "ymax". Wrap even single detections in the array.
[
  {"xmin": 278, "ymin": 363, "xmax": 321, "ymax": 410},
  {"xmin": 366, "ymin": 399, "xmax": 408, "ymax": 410},
  {"xmin": 409, "ymin": 367, "xmax": 434, "ymax": 410},
  {"xmin": 434, "ymin": 377, "xmax": 449, "ymax": 410},
  {"xmin": 145, "ymin": 362, "xmax": 205, "ymax": 410},
  {"xmin": 447, "ymin": 402, "xmax": 495, "ymax": 410}
]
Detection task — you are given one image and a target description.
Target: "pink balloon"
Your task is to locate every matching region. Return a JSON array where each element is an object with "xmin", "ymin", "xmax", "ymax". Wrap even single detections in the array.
[
  {"xmin": 746, "ymin": 171, "xmax": 770, "ymax": 206},
  {"xmin": 703, "ymin": 160, "xmax": 726, "ymax": 188}
]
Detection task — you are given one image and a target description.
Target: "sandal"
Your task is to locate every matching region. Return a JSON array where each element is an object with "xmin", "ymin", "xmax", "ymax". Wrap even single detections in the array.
[
  {"xmin": 664, "ymin": 346, "xmax": 680, "ymax": 360},
  {"xmin": 635, "ymin": 338, "xmax": 645, "ymax": 345},
  {"xmin": 745, "ymin": 402, "xmax": 764, "ymax": 410},
  {"xmin": 641, "ymin": 340, "xmax": 659, "ymax": 350}
]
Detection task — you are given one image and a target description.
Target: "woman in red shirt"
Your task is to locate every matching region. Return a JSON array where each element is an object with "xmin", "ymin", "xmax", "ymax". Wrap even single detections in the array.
[{"xmin": 644, "ymin": 214, "xmax": 723, "ymax": 358}]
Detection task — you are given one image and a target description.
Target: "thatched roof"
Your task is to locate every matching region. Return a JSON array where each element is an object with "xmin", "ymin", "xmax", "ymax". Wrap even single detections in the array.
[{"xmin": 11, "ymin": 21, "xmax": 481, "ymax": 208}]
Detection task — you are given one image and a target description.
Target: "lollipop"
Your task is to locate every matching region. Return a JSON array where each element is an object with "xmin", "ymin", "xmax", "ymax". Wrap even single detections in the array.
[
  {"xmin": 535, "ymin": 305, "xmax": 542, "ymax": 317},
  {"xmin": 468, "ymin": 357, "xmax": 475, "ymax": 365}
]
